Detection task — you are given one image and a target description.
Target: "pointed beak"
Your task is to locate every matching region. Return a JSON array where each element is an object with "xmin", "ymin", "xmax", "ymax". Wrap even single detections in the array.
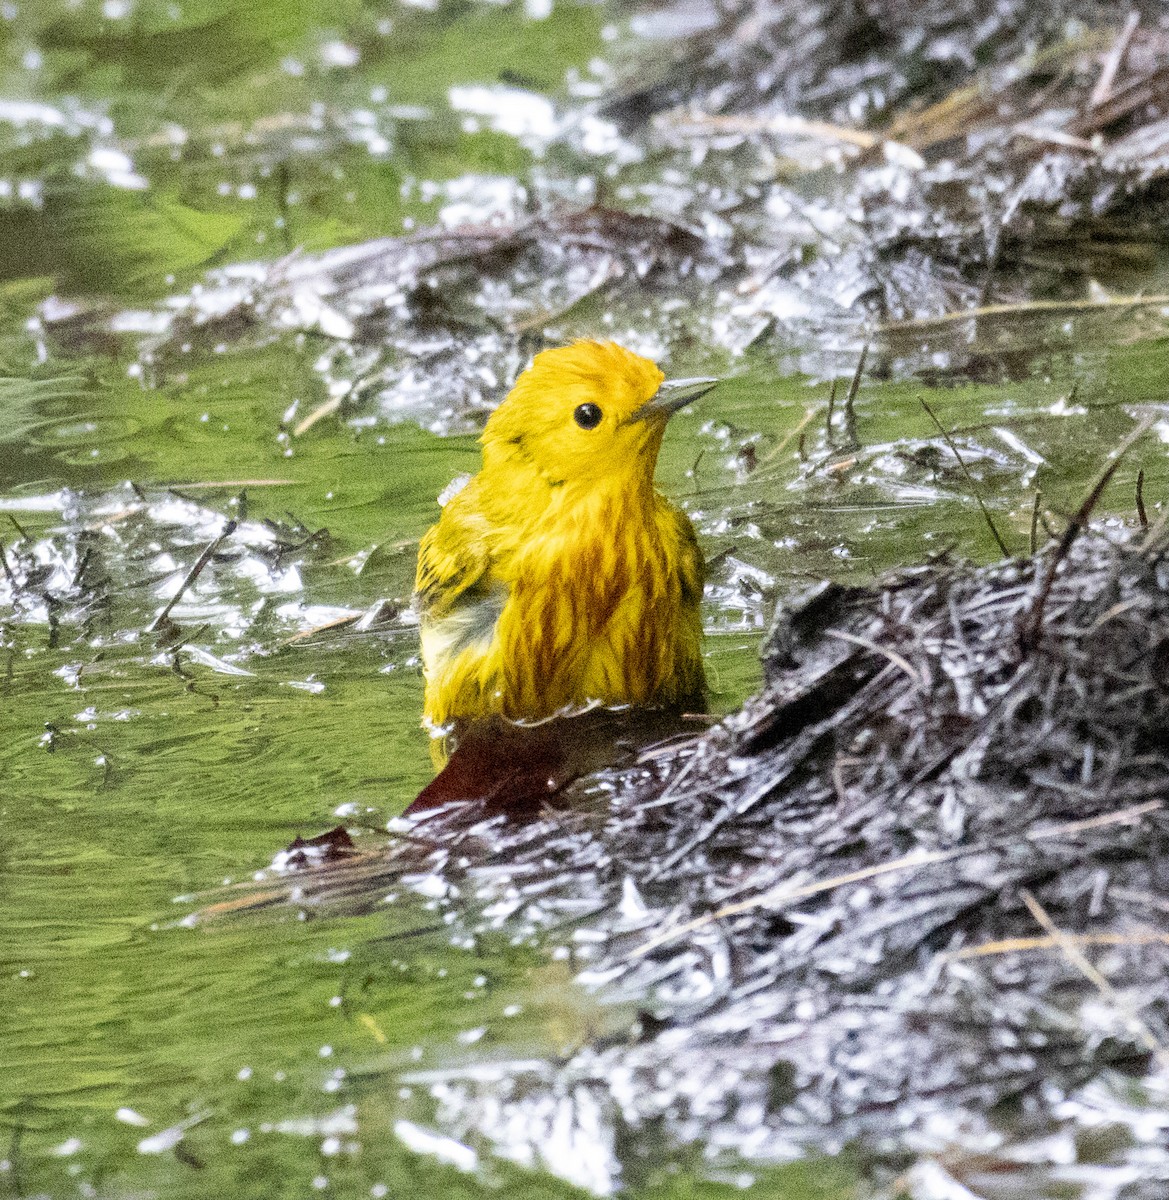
[{"xmin": 633, "ymin": 376, "xmax": 719, "ymax": 422}]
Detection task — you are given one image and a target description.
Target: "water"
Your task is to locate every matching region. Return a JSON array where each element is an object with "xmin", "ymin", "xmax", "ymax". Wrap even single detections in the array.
[{"xmin": 2, "ymin": 1, "xmax": 1169, "ymax": 1197}]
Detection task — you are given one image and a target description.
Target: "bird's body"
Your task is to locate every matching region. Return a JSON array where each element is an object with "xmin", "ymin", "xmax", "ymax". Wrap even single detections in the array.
[{"xmin": 414, "ymin": 340, "xmax": 710, "ymax": 730}]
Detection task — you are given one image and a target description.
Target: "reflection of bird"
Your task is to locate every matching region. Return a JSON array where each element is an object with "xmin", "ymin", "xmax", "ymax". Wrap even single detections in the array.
[
  {"xmin": 413, "ymin": 340, "xmax": 715, "ymax": 739},
  {"xmin": 405, "ymin": 707, "xmax": 695, "ymax": 817}
]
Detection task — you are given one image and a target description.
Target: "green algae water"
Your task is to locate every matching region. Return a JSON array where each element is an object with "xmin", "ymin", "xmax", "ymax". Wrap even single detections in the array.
[{"xmin": 3, "ymin": 1, "xmax": 1169, "ymax": 1197}]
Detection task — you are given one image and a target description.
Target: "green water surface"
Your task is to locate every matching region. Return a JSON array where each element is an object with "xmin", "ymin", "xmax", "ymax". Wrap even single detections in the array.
[{"xmin": 2, "ymin": 2, "xmax": 1169, "ymax": 1198}]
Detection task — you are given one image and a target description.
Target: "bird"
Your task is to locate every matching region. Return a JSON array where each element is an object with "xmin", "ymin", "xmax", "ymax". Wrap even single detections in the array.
[{"xmin": 413, "ymin": 340, "xmax": 716, "ymax": 743}]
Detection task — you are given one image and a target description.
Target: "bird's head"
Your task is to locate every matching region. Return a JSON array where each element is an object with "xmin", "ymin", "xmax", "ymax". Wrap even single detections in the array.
[{"xmin": 481, "ymin": 340, "xmax": 715, "ymax": 489}]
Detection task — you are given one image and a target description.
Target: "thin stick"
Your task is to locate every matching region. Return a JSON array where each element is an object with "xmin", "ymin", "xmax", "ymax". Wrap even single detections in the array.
[
  {"xmin": 1030, "ymin": 491, "xmax": 1042, "ymax": 554},
  {"xmin": 1020, "ymin": 888, "xmax": 1169, "ymax": 1068},
  {"xmin": 824, "ymin": 378, "xmax": 839, "ymax": 442},
  {"xmin": 149, "ymin": 521, "xmax": 238, "ymax": 633},
  {"xmin": 284, "ymin": 614, "xmax": 362, "ymax": 644},
  {"xmin": 1073, "ymin": 61, "xmax": 1169, "ymax": 136},
  {"xmin": 920, "ymin": 398, "xmax": 1011, "ymax": 558},
  {"xmin": 1018, "ymin": 416, "xmax": 1153, "ymax": 652},
  {"xmin": 880, "ymin": 293, "xmax": 1169, "ymax": 333},
  {"xmin": 1090, "ymin": 10, "xmax": 1140, "ymax": 108},
  {"xmin": 1136, "ymin": 468, "xmax": 1148, "ymax": 527},
  {"xmin": 952, "ymin": 930, "xmax": 1169, "ymax": 961},
  {"xmin": 841, "ymin": 341, "xmax": 867, "ymax": 450},
  {"xmin": 72, "ymin": 548, "xmax": 92, "ymax": 589}
]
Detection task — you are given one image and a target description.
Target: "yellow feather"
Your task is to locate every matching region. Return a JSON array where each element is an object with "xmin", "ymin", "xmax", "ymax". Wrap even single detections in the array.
[{"xmin": 413, "ymin": 340, "xmax": 709, "ymax": 728}]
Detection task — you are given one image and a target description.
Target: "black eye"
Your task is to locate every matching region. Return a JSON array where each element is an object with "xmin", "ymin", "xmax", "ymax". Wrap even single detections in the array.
[{"xmin": 573, "ymin": 402, "xmax": 603, "ymax": 430}]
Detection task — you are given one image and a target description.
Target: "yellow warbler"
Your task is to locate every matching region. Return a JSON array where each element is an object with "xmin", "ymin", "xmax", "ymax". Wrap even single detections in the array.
[{"xmin": 414, "ymin": 340, "xmax": 715, "ymax": 729}]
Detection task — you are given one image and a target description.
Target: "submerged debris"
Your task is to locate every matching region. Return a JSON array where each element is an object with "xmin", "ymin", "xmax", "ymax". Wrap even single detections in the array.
[
  {"xmin": 0, "ymin": 483, "xmax": 400, "ymax": 654},
  {"xmin": 273, "ymin": 825, "xmax": 357, "ymax": 871},
  {"xmin": 47, "ymin": 207, "xmax": 727, "ymax": 433},
  {"xmin": 243, "ymin": 522, "xmax": 1169, "ymax": 1195}
]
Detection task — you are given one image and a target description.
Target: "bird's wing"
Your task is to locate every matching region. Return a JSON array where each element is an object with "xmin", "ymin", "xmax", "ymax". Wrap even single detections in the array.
[
  {"xmin": 415, "ymin": 496, "xmax": 508, "ymax": 714},
  {"xmin": 673, "ymin": 508, "xmax": 704, "ymax": 610},
  {"xmin": 413, "ymin": 497, "xmax": 494, "ymax": 619}
]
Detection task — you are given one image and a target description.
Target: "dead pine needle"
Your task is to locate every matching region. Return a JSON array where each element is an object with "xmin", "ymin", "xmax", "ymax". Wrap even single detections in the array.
[
  {"xmin": 759, "ymin": 405, "xmax": 821, "ymax": 469},
  {"xmin": 1028, "ymin": 798, "xmax": 1162, "ymax": 840},
  {"xmin": 1090, "ymin": 10, "xmax": 1141, "ymax": 109},
  {"xmin": 824, "ymin": 628, "xmax": 921, "ymax": 686},
  {"xmin": 1017, "ymin": 416, "xmax": 1153, "ymax": 653},
  {"xmin": 149, "ymin": 520, "xmax": 238, "ymax": 634},
  {"xmin": 1030, "ymin": 491, "xmax": 1043, "ymax": 555},
  {"xmin": 169, "ymin": 479, "xmax": 296, "ymax": 490},
  {"xmin": 952, "ymin": 930, "xmax": 1169, "ymax": 961},
  {"xmin": 293, "ymin": 397, "xmax": 344, "ymax": 437},
  {"xmin": 1019, "ymin": 888, "xmax": 1169, "ymax": 1069},
  {"xmin": 1136, "ymin": 468, "xmax": 1148, "ymax": 527},
  {"xmin": 0, "ymin": 542, "xmax": 17, "ymax": 591},
  {"xmin": 920, "ymin": 398, "xmax": 1011, "ymax": 558}
]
